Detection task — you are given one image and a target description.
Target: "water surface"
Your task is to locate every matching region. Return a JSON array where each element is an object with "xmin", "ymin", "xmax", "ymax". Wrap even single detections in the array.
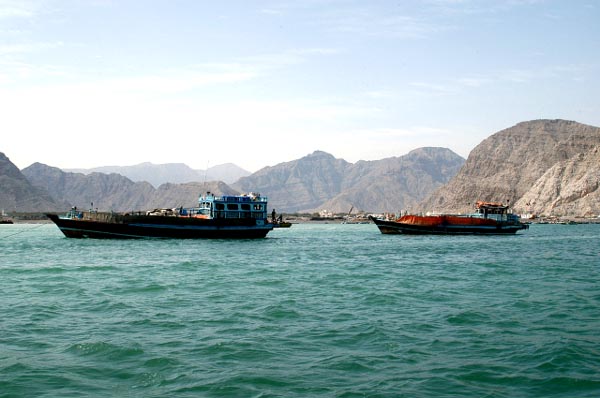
[{"xmin": 1, "ymin": 223, "xmax": 599, "ymax": 397}]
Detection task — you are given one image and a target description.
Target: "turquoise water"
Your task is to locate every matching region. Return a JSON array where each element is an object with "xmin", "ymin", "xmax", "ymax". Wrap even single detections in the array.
[{"xmin": 1, "ymin": 223, "xmax": 599, "ymax": 397}]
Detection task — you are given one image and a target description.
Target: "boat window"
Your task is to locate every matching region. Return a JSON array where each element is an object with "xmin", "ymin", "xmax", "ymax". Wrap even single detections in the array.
[
  {"xmin": 227, "ymin": 204, "xmax": 239, "ymax": 210},
  {"xmin": 241, "ymin": 204, "xmax": 250, "ymax": 211},
  {"xmin": 215, "ymin": 203, "xmax": 225, "ymax": 210},
  {"xmin": 254, "ymin": 204, "xmax": 263, "ymax": 211}
]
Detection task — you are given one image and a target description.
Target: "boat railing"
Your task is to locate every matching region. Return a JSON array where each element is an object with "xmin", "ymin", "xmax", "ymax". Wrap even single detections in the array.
[
  {"xmin": 66, "ymin": 210, "xmax": 119, "ymax": 222},
  {"xmin": 201, "ymin": 194, "xmax": 268, "ymax": 203}
]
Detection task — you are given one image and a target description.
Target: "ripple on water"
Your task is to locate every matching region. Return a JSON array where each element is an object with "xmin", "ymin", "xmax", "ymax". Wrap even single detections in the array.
[{"xmin": 66, "ymin": 341, "xmax": 145, "ymax": 360}]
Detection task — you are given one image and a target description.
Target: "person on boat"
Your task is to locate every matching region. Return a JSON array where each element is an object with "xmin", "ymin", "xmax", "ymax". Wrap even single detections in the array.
[{"xmin": 272, "ymin": 209, "xmax": 276, "ymax": 223}]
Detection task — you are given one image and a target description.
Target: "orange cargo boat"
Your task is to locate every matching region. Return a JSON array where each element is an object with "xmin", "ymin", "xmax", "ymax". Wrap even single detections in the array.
[{"xmin": 370, "ymin": 201, "xmax": 528, "ymax": 235}]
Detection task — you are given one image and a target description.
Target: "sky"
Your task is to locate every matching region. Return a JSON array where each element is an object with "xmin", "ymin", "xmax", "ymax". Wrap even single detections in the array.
[{"xmin": 1, "ymin": 0, "xmax": 599, "ymax": 172}]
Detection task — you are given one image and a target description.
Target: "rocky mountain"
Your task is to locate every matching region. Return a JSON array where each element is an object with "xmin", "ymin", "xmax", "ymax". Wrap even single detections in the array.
[
  {"xmin": 234, "ymin": 148, "xmax": 465, "ymax": 213},
  {"xmin": 0, "ymin": 152, "xmax": 66, "ymax": 212},
  {"xmin": 418, "ymin": 119, "xmax": 600, "ymax": 216},
  {"xmin": 10, "ymin": 148, "xmax": 462, "ymax": 214},
  {"xmin": 233, "ymin": 151, "xmax": 350, "ymax": 212},
  {"xmin": 318, "ymin": 147, "xmax": 465, "ymax": 213},
  {"xmin": 7, "ymin": 120, "xmax": 598, "ymax": 217},
  {"xmin": 23, "ymin": 163, "xmax": 156, "ymax": 211},
  {"xmin": 21, "ymin": 163, "xmax": 238, "ymax": 212},
  {"xmin": 65, "ymin": 162, "xmax": 250, "ymax": 187},
  {"xmin": 514, "ymin": 146, "xmax": 600, "ymax": 217}
]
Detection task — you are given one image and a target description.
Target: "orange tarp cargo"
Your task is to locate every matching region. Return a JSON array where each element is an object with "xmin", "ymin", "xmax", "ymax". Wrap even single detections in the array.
[{"xmin": 397, "ymin": 215, "xmax": 496, "ymax": 226}]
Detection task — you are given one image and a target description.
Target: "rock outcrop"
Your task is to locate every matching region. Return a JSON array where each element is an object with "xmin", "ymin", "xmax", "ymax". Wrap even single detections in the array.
[
  {"xmin": 0, "ymin": 153, "xmax": 64, "ymax": 212},
  {"xmin": 514, "ymin": 147, "xmax": 600, "ymax": 217},
  {"xmin": 418, "ymin": 120, "xmax": 600, "ymax": 216}
]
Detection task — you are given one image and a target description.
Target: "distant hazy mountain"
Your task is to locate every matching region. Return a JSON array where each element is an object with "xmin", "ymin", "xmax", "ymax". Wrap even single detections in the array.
[
  {"xmin": 233, "ymin": 148, "xmax": 465, "ymax": 213},
  {"xmin": 418, "ymin": 119, "xmax": 600, "ymax": 217},
  {"xmin": 22, "ymin": 163, "xmax": 240, "ymax": 212},
  {"xmin": 65, "ymin": 162, "xmax": 250, "ymax": 187},
  {"xmin": 23, "ymin": 163, "xmax": 156, "ymax": 211},
  {"xmin": 0, "ymin": 153, "xmax": 66, "ymax": 212}
]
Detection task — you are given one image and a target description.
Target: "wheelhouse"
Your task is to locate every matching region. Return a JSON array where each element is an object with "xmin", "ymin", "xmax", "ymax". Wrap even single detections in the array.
[
  {"xmin": 474, "ymin": 201, "xmax": 519, "ymax": 222},
  {"xmin": 198, "ymin": 192, "xmax": 268, "ymax": 220}
]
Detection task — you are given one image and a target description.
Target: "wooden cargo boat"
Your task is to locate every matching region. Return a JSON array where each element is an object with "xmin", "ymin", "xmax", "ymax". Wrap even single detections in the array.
[
  {"xmin": 370, "ymin": 201, "xmax": 528, "ymax": 235},
  {"xmin": 47, "ymin": 192, "xmax": 273, "ymax": 239}
]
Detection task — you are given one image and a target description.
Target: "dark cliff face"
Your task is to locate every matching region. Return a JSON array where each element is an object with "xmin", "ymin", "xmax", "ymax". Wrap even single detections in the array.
[
  {"xmin": 418, "ymin": 120, "xmax": 600, "ymax": 215},
  {"xmin": 0, "ymin": 154, "xmax": 64, "ymax": 212}
]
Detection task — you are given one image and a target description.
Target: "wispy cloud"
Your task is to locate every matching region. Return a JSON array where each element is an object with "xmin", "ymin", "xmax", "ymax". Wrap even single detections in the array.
[
  {"xmin": 239, "ymin": 47, "xmax": 341, "ymax": 72},
  {"xmin": 97, "ymin": 69, "xmax": 257, "ymax": 94},
  {"xmin": 364, "ymin": 90, "xmax": 395, "ymax": 99},
  {"xmin": 425, "ymin": 0, "xmax": 548, "ymax": 15},
  {"xmin": 497, "ymin": 64, "xmax": 586, "ymax": 84},
  {"xmin": 500, "ymin": 69, "xmax": 535, "ymax": 83},
  {"xmin": 0, "ymin": 41, "xmax": 63, "ymax": 55},
  {"xmin": 368, "ymin": 126, "xmax": 452, "ymax": 138},
  {"xmin": 0, "ymin": 44, "xmax": 340, "ymax": 89},
  {"xmin": 0, "ymin": 0, "xmax": 42, "ymax": 19},
  {"xmin": 409, "ymin": 81, "xmax": 456, "ymax": 96},
  {"xmin": 411, "ymin": 62, "xmax": 588, "ymax": 96},
  {"xmin": 323, "ymin": 9, "xmax": 445, "ymax": 39},
  {"xmin": 456, "ymin": 76, "xmax": 491, "ymax": 87},
  {"xmin": 259, "ymin": 8, "xmax": 283, "ymax": 16}
]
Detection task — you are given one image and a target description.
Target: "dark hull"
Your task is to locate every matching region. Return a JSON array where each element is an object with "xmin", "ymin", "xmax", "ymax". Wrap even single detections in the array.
[
  {"xmin": 46, "ymin": 214, "xmax": 273, "ymax": 239},
  {"xmin": 371, "ymin": 217, "xmax": 528, "ymax": 235}
]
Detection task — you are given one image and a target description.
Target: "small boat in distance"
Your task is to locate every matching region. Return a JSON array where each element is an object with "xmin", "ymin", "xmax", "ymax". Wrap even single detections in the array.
[
  {"xmin": 47, "ymin": 192, "xmax": 273, "ymax": 239},
  {"xmin": 370, "ymin": 201, "xmax": 529, "ymax": 235},
  {"xmin": 1, "ymin": 209, "xmax": 13, "ymax": 224}
]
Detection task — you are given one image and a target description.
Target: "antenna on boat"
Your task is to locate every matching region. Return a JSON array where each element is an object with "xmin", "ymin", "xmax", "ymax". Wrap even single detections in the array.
[{"xmin": 203, "ymin": 160, "xmax": 209, "ymax": 193}]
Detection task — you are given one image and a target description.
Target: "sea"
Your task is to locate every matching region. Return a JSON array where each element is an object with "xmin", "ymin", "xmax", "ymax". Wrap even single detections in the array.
[{"xmin": 1, "ymin": 222, "xmax": 599, "ymax": 398}]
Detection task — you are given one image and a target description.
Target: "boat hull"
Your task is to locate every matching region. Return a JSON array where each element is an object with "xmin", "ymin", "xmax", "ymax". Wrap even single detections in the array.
[
  {"xmin": 46, "ymin": 213, "xmax": 273, "ymax": 239},
  {"xmin": 370, "ymin": 216, "xmax": 528, "ymax": 235}
]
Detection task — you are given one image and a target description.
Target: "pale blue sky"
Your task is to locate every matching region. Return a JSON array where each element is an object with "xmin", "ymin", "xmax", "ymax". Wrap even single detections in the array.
[{"xmin": 1, "ymin": 0, "xmax": 599, "ymax": 172}]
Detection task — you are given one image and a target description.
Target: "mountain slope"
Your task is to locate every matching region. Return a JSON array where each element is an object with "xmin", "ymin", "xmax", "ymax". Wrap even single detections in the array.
[
  {"xmin": 514, "ymin": 146, "xmax": 600, "ymax": 216},
  {"xmin": 23, "ymin": 163, "xmax": 156, "ymax": 211},
  {"xmin": 319, "ymin": 147, "xmax": 465, "ymax": 213},
  {"xmin": 0, "ymin": 153, "xmax": 64, "ymax": 212},
  {"xmin": 233, "ymin": 151, "xmax": 351, "ymax": 212},
  {"xmin": 21, "ymin": 163, "xmax": 239, "ymax": 212},
  {"xmin": 418, "ymin": 119, "xmax": 600, "ymax": 215},
  {"xmin": 234, "ymin": 148, "xmax": 465, "ymax": 213}
]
